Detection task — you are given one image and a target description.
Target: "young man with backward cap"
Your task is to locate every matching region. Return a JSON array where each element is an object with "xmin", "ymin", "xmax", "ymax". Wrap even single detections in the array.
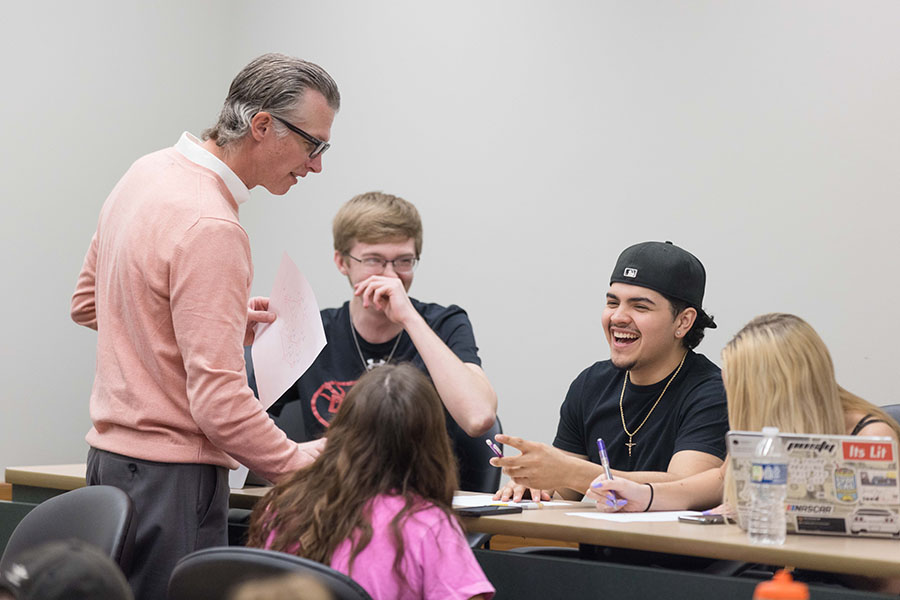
[{"xmin": 494, "ymin": 241, "xmax": 728, "ymax": 503}]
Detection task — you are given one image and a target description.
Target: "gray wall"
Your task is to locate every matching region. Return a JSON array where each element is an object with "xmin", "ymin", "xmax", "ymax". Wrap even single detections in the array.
[{"xmin": 2, "ymin": 1, "xmax": 899, "ymax": 475}]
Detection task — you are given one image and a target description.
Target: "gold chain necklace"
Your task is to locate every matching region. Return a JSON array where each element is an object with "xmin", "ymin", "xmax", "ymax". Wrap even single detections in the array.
[{"xmin": 619, "ymin": 352, "xmax": 688, "ymax": 457}]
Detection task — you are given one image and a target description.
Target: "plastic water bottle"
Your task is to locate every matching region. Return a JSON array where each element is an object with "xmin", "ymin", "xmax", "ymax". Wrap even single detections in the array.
[{"xmin": 748, "ymin": 426, "xmax": 787, "ymax": 545}]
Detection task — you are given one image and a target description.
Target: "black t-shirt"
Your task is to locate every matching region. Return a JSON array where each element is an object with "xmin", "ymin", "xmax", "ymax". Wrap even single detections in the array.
[
  {"xmin": 553, "ymin": 351, "xmax": 728, "ymax": 473},
  {"xmin": 268, "ymin": 298, "xmax": 482, "ymax": 441}
]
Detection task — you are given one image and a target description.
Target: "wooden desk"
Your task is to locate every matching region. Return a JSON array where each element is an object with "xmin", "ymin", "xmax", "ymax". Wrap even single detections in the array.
[
  {"xmin": 6, "ymin": 464, "xmax": 898, "ymax": 598},
  {"xmin": 4, "ymin": 464, "xmax": 268, "ymax": 510},
  {"xmin": 8, "ymin": 465, "xmax": 900, "ymax": 586},
  {"xmin": 461, "ymin": 502, "xmax": 900, "ymax": 579}
]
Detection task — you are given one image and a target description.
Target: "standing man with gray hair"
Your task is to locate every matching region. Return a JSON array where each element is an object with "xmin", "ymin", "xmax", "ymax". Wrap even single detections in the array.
[{"xmin": 70, "ymin": 54, "xmax": 339, "ymax": 600}]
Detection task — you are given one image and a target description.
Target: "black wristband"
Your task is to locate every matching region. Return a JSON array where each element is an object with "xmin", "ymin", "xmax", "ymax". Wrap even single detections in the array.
[{"xmin": 643, "ymin": 483, "xmax": 654, "ymax": 512}]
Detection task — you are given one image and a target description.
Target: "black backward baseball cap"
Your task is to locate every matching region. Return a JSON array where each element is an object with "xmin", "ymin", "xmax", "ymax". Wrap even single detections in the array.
[{"xmin": 609, "ymin": 240, "xmax": 716, "ymax": 328}]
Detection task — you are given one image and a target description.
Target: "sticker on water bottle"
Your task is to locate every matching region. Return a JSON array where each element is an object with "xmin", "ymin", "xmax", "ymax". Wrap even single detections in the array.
[{"xmin": 751, "ymin": 463, "xmax": 788, "ymax": 485}]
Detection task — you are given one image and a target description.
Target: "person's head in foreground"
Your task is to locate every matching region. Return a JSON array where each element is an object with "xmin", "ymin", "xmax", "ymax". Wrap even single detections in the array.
[
  {"xmin": 228, "ymin": 573, "xmax": 332, "ymax": 600},
  {"xmin": 605, "ymin": 241, "xmax": 716, "ymax": 382},
  {"xmin": 248, "ymin": 363, "xmax": 458, "ymax": 574},
  {"xmin": 0, "ymin": 539, "xmax": 133, "ymax": 600}
]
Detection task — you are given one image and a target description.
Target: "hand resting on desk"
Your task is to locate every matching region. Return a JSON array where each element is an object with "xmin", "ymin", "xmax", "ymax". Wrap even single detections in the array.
[{"xmin": 493, "ymin": 481, "xmax": 552, "ymax": 504}]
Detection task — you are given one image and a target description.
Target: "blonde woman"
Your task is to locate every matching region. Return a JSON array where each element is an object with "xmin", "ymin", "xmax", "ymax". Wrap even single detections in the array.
[{"xmin": 586, "ymin": 313, "xmax": 899, "ymax": 513}]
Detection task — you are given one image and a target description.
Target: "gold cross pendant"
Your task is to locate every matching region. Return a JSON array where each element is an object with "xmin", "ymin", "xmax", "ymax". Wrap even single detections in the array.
[{"xmin": 626, "ymin": 437, "xmax": 636, "ymax": 457}]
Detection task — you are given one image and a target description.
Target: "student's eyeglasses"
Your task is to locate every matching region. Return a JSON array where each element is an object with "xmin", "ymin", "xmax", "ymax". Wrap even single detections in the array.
[
  {"xmin": 272, "ymin": 115, "xmax": 330, "ymax": 159},
  {"xmin": 345, "ymin": 254, "xmax": 419, "ymax": 274}
]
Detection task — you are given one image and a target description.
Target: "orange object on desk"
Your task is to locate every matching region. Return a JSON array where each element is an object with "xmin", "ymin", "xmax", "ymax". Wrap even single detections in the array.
[{"xmin": 753, "ymin": 570, "xmax": 809, "ymax": 600}]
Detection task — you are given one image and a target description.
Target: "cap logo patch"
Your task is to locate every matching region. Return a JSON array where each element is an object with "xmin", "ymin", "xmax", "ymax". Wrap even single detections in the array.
[{"xmin": 623, "ymin": 267, "xmax": 638, "ymax": 278}]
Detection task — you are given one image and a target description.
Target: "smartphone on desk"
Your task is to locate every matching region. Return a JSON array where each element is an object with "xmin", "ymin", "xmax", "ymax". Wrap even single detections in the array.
[
  {"xmin": 678, "ymin": 513, "xmax": 725, "ymax": 525},
  {"xmin": 456, "ymin": 505, "xmax": 524, "ymax": 517}
]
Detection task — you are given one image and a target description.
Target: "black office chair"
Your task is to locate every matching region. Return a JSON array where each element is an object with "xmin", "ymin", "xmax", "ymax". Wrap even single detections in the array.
[
  {"xmin": 244, "ymin": 345, "xmax": 259, "ymax": 397},
  {"xmin": 453, "ymin": 415, "xmax": 503, "ymax": 493},
  {"xmin": 449, "ymin": 415, "xmax": 503, "ymax": 548},
  {"xmin": 0, "ymin": 485, "xmax": 136, "ymax": 574},
  {"xmin": 168, "ymin": 546, "xmax": 372, "ymax": 600}
]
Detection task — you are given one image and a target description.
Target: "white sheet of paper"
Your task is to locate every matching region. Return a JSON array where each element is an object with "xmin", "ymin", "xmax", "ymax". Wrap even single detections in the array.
[
  {"xmin": 252, "ymin": 252, "xmax": 327, "ymax": 409},
  {"xmin": 229, "ymin": 465, "xmax": 250, "ymax": 490},
  {"xmin": 452, "ymin": 493, "xmax": 570, "ymax": 509},
  {"xmin": 566, "ymin": 510, "xmax": 701, "ymax": 523},
  {"xmin": 230, "ymin": 252, "xmax": 327, "ymax": 489}
]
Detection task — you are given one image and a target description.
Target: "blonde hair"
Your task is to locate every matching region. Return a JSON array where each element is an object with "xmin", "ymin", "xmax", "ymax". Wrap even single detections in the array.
[
  {"xmin": 332, "ymin": 192, "xmax": 423, "ymax": 257},
  {"xmin": 723, "ymin": 313, "xmax": 900, "ymax": 508},
  {"xmin": 724, "ymin": 313, "xmax": 845, "ymax": 435}
]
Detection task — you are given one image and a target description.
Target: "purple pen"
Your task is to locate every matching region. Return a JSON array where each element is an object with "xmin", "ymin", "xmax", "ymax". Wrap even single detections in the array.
[
  {"xmin": 597, "ymin": 438, "xmax": 613, "ymax": 481},
  {"xmin": 485, "ymin": 439, "xmax": 503, "ymax": 458},
  {"xmin": 596, "ymin": 438, "xmax": 620, "ymax": 505}
]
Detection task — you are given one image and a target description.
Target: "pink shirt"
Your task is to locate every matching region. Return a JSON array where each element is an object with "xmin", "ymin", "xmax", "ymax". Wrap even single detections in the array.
[
  {"xmin": 266, "ymin": 495, "xmax": 494, "ymax": 600},
  {"xmin": 71, "ymin": 133, "xmax": 306, "ymax": 482}
]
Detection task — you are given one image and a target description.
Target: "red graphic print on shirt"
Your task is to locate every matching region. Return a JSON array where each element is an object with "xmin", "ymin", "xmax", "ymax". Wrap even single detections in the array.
[{"xmin": 310, "ymin": 380, "xmax": 358, "ymax": 427}]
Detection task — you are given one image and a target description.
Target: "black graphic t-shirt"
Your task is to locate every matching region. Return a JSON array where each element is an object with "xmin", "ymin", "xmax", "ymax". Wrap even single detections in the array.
[
  {"xmin": 267, "ymin": 298, "xmax": 482, "ymax": 441},
  {"xmin": 553, "ymin": 351, "xmax": 728, "ymax": 474}
]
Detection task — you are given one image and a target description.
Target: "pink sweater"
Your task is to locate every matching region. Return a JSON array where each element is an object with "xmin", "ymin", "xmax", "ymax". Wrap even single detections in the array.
[{"xmin": 71, "ymin": 136, "xmax": 306, "ymax": 482}]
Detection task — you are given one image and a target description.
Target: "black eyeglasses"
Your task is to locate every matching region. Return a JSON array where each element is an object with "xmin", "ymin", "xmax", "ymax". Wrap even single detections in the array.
[
  {"xmin": 272, "ymin": 115, "xmax": 330, "ymax": 159},
  {"xmin": 345, "ymin": 254, "xmax": 419, "ymax": 274}
]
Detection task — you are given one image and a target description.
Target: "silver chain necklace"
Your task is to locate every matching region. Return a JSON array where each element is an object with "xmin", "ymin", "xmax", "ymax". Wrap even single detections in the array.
[{"xmin": 349, "ymin": 309, "xmax": 403, "ymax": 371}]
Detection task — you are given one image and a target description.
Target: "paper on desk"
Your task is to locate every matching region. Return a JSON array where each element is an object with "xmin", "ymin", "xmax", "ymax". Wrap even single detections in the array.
[
  {"xmin": 566, "ymin": 510, "xmax": 701, "ymax": 523},
  {"xmin": 230, "ymin": 252, "xmax": 327, "ymax": 489},
  {"xmin": 453, "ymin": 493, "xmax": 570, "ymax": 509}
]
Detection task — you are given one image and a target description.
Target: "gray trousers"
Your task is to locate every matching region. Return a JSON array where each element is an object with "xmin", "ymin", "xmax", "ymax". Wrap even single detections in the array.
[{"xmin": 87, "ymin": 447, "xmax": 229, "ymax": 600}]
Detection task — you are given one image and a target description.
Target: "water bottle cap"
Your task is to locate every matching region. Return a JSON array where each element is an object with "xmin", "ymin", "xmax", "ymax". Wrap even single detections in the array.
[
  {"xmin": 762, "ymin": 426, "xmax": 780, "ymax": 436},
  {"xmin": 753, "ymin": 570, "xmax": 809, "ymax": 600}
]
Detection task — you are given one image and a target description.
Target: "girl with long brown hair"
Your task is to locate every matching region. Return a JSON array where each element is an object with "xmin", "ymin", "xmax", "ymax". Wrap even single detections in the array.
[{"xmin": 247, "ymin": 363, "xmax": 493, "ymax": 600}]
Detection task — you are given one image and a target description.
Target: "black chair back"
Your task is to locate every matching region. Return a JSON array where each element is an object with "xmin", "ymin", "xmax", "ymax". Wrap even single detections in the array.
[
  {"xmin": 881, "ymin": 404, "xmax": 900, "ymax": 426},
  {"xmin": 168, "ymin": 546, "xmax": 372, "ymax": 600},
  {"xmin": 453, "ymin": 415, "xmax": 503, "ymax": 493},
  {"xmin": 0, "ymin": 485, "xmax": 136, "ymax": 574},
  {"xmin": 272, "ymin": 400, "xmax": 309, "ymax": 442},
  {"xmin": 244, "ymin": 345, "xmax": 259, "ymax": 397}
]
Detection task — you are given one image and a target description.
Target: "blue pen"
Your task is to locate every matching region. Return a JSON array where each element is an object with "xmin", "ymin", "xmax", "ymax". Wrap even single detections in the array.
[{"xmin": 597, "ymin": 438, "xmax": 613, "ymax": 482}]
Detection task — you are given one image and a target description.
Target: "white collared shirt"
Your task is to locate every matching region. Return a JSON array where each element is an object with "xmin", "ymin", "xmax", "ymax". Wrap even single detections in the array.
[{"xmin": 174, "ymin": 132, "xmax": 250, "ymax": 206}]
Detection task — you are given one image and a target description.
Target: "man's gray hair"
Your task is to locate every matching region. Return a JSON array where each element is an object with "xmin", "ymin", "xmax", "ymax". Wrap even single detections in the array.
[{"xmin": 203, "ymin": 53, "xmax": 340, "ymax": 147}]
